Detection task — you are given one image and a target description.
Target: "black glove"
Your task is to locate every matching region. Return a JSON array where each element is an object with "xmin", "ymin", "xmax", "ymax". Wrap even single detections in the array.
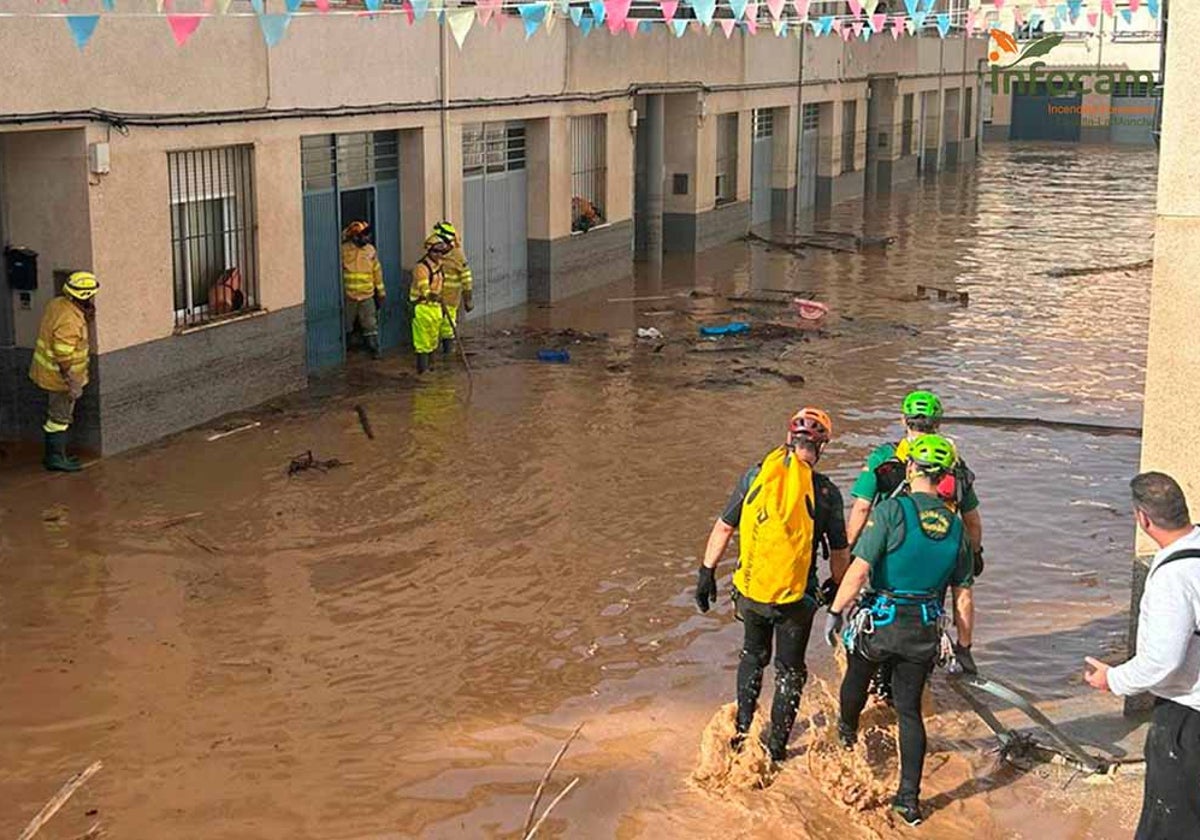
[
  {"xmin": 953, "ymin": 643, "xmax": 978, "ymax": 675},
  {"xmin": 973, "ymin": 546, "xmax": 985, "ymax": 577},
  {"xmin": 824, "ymin": 610, "xmax": 844, "ymax": 647},
  {"xmin": 695, "ymin": 566, "xmax": 717, "ymax": 613},
  {"xmin": 819, "ymin": 577, "xmax": 839, "ymax": 607}
]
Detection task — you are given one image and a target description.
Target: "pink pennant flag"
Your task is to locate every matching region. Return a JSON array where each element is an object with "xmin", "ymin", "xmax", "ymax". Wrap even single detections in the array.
[
  {"xmin": 1012, "ymin": 5, "xmax": 1023, "ymax": 26},
  {"xmin": 890, "ymin": 14, "xmax": 904, "ymax": 38},
  {"xmin": 847, "ymin": 0, "xmax": 862, "ymax": 16},
  {"xmin": 965, "ymin": 8, "xmax": 977, "ymax": 36},
  {"xmin": 625, "ymin": 18, "xmax": 638, "ymax": 34},
  {"xmin": 400, "ymin": 0, "xmax": 414, "ymax": 24},
  {"xmin": 1035, "ymin": 0, "xmax": 1048, "ymax": 7},
  {"xmin": 793, "ymin": 0, "xmax": 810, "ymax": 20},
  {"xmin": 605, "ymin": 0, "xmax": 632, "ymax": 34},
  {"xmin": 850, "ymin": 19, "xmax": 864, "ymax": 37},
  {"xmin": 166, "ymin": 13, "xmax": 201, "ymax": 45},
  {"xmin": 1086, "ymin": 11, "xmax": 1098, "ymax": 27},
  {"xmin": 660, "ymin": 0, "xmax": 678, "ymax": 21},
  {"xmin": 765, "ymin": 0, "xmax": 784, "ymax": 21},
  {"xmin": 869, "ymin": 12, "xmax": 885, "ymax": 32},
  {"xmin": 993, "ymin": 0, "xmax": 1004, "ymax": 9},
  {"xmin": 745, "ymin": 2, "xmax": 758, "ymax": 32},
  {"xmin": 1128, "ymin": 0, "xmax": 1140, "ymax": 11},
  {"xmin": 477, "ymin": 0, "xmax": 500, "ymax": 24},
  {"xmin": 841, "ymin": 22, "xmax": 854, "ymax": 40},
  {"xmin": 719, "ymin": 17, "xmax": 736, "ymax": 37},
  {"xmin": 493, "ymin": 7, "xmax": 506, "ymax": 28},
  {"xmin": 1101, "ymin": 0, "xmax": 1115, "ymax": 15},
  {"xmin": 315, "ymin": 0, "xmax": 329, "ymax": 9}
]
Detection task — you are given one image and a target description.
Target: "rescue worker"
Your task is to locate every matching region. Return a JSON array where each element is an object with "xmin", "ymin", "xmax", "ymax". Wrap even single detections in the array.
[
  {"xmin": 845, "ymin": 390, "xmax": 982, "ymax": 703},
  {"xmin": 825, "ymin": 434, "xmax": 976, "ymax": 827},
  {"xmin": 28, "ymin": 271, "xmax": 98, "ymax": 472},
  {"xmin": 431, "ymin": 221, "xmax": 474, "ymax": 356},
  {"xmin": 695, "ymin": 408, "xmax": 850, "ymax": 763},
  {"xmin": 341, "ymin": 221, "xmax": 386, "ymax": 360},
  {"xmin": 409, "ymin": 234, "xmax": 452, "ymax": 374}
]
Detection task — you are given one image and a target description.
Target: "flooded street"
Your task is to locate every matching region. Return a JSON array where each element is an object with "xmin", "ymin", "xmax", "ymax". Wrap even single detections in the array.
[{"xmin": 0, "ymin": 143, "xmax": 1159, "ymax": 838}]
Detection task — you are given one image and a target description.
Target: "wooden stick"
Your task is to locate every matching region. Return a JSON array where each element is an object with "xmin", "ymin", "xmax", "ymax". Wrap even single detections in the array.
[
  {"xmin": 522, "ymin": 724, "xmax": 583, "ymax": 837},
  {"xmin": 205, "ymin": 422, "xmax": 261, "ymax": 442},
  {"xmin": 354, "ymin": 405, "xmax": 375, "ymax": 440},
  {"xmin": 523, "ymin": 777, "xmax": 580, "ymax": 840},
  {"xmin": 18, "ymin": 760, "xmax": 103, "ymax": 840}
]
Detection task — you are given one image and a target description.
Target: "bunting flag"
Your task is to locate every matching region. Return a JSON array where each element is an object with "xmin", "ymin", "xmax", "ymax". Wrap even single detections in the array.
[
  {"xmin": 1066, "ymin": 0, "xmax": 1081, "ymax": 20},
  {"xmin": 251, "ymin": 0, "xmax": 262, "ymax": 12},
  {"xmin": 793, "ymin": 0, "xmax": 810, "ymax": 21},
  {"xmin": 867, "ymin": 11, "xmax": 883, "ymax": 32},
  {"xmin": 921, "ymin": 0, "xmax": 935, "ymax": 10},
  {"xmin": 719, "ymin": 17, "xmax": 736, "ymax": 37},
  {"xmin": 905, "ymin": 16, "xmax": 916, "ymax": 34},
  {"xmin": 411, "ymin": 0, "xmax": 428, "ymax": 20},
  {"xmin": 1128, "ymin": 0, "xmax": 1140, "ymax": 11},
  {"xmin": 623, "ymin": 17, "xmax": 636, "ymax": 34},
  {"xmin": 903, "ymin": 0, "xmax": 917, "ymax": 15},
  {"xmin": 847, "ymin": 0, "xmax": 862, "ymax": 15},
  {"xmin": 1147, "ymin": 0, "xmax": 1159, "ymax": 17},
  {"xmin": 477, "ymin": 0, "xmax": 501, "ymax": 24},
  {"xmin": 814, "ymin": 14, "xmax": 832, "ymax": 35},
  {"xmin": 167, "ymin": 13, "xmax": 201, "ymax": 44},
  {"xmin": 400, "ymin": 1, "xmax": 414, "ymax": 25},
  {"xmin": 65, "ymin": 14, "xmax": 100, "ymax": 48},
  {"xmin": 217, "ymin": 0, "xmax": 235, "ymax": 12},
  {"xmin": 580, "ymin": 15, "xmax": 594, "ymax": 33},
  {"xmin": 911, "ymin": 9, "xmax": 927, "ymax": 30},
  {"xmin": 257, "ymin": 12, "xmax": 291, "ymax": 46},
  {"xmin": 1100, "ymin": 0, "xmax": 1114, "ymax": 15},
  {"xmin": 604, "ymin": 0, "xmax": 631, "ymax": 33},
  {"xmin": 765, "ymin": 0, "xmax": 784, "ymax": 21},
  {"xmin": 993, "ymin": 0, "xmax": 1004, "ymax": 8},
  {"xmin": 569, "ymin": 5, "xmax": 583, "ymax": 25},
  {"xmin": 729, "ymin": 0, "xmax": 748, "ymax": 20},
  {"xmin": 493, "ymin": 7, "xmax": 506, "ymax": 28},
  {"xmin": 101, "ymin": 0, "xmax": 115, "ymax": 9},
  {"xmin": 518, "ymin": 2, "xmax": 545, "ymax": 37},
  {"xmin": 1085, "ymin": 10, "xmax": 1097, "ymax": 27},
  {"xmin": 660, "ymin": 0, "xmax": 678, "ymax": 21},
  {"xmin": 588, "ymin": 0, "xmax": 605, "ymax": 23},
  {"xmin": 364, "ymin": 0, "xmax": 381, "ymax": 12},
  {"xmin": 447, "ymin": 6, "xmax": 473, "ymax": 45},
  {"xmin": 285, "ymin": 0, "xmax": 301, "ymax": 11},
  {"xmin": 1119, "ymin": 8, "xmax": 1132, "ymax": 24},
  {"xmin": 965, "ymin": 8, "xmax": 978, "ymax": 36},
  {"xmin": 1012, "ymin": 5, "xmax": 1023, "ymax": 26},
  {"xmin": 745, "ymin": 3, "xmax": 759, "ymax": 33},
  {"xmin": 670, "ymin": 17, "xmax": 687, "ymax": 36},
  {"xmin": 545, "ymin": 6, "xmax": 557, "ymax": 32},
  {"xmin": 935, "ymin": 12, "xmax": 949, "ymax": 37},
  {"xmin": 691, "ymin": 0, "xmax": 716, "ymax": 25},
  {"xmin": 850, "ymin": 19, "xmax": 863, "ymax": 37},
  {"xmin": 771, "ymin": 17, "xmax": 786, "ymax": 35}
]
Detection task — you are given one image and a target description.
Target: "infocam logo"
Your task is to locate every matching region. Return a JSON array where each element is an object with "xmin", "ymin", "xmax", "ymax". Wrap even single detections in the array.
[{"xmin": 986, "ymin": 28, "xmax": 1157, "ymax": 97}]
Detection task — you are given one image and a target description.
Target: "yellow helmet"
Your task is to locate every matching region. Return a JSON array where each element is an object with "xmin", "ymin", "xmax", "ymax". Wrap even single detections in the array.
[
  {"xmin": 433, "ymin": 220, "xmax": 458, "ymax": 246},
  {"xmin": 63, "ymin": 271, "xmax": 99, "ymax": 301}
]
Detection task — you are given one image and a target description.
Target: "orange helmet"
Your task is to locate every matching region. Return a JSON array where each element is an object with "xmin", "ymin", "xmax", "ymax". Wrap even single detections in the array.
[
  {"xmin": 789, "ymin": 407, "xmax": 833, "ymax": 446},
  {"xmin": 343, "ymin": 220, "xmax": 370, "ymax": 240}
]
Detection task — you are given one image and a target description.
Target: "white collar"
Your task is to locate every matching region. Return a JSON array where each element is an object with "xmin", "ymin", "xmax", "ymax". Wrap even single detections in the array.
[{"xmin": 1151, "ymin": 526, "xmax": 1200, "ymax": 572}]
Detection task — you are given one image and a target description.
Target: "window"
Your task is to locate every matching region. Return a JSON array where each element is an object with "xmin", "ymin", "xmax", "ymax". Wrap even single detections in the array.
[
  {"xmin": 901, "ymin": 94, "xmax": 915, "ymax": 155},
  {"xmin": 753, "ymin": 108, "xmax": 774, "ymax": 140},
  {"xmin": 168, "ymin": 146, "xmax": 258, "ymax": 329},
  {"xmin": 570, "ymin": 114, "xmax": 607, "ymax": 233},
  {"xmin": 963, "ymin": 88, "xmax": 973, "ymax": 139},
  {"xmin": 715, "ymin": 113, "xmax": 738, "ymax": 205},
  {"xmin": 841, "ymin": 100, "xmax": 857, "ymax": 173},
  {"xmin": 802, "ymin": 103, "xmax": 820, "ymax": 131},
  {"xmin": 462, "ymin": 122, "xmax": 526, "ymax": 178}
]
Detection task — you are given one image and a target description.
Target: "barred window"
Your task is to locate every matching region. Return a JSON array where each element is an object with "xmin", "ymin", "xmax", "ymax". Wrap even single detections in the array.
[
  {"xmin": 715, "ymin": 113, "xmax": 738, "ymax": 205},
  {"xmin": 463, "ymin": 122, "xmax": 526, "ymax": 177},
  {"xmin": 753, "ymin": 108, "xmax": 774, "ymax": 140},
  {"xmin": 802, "ymin": 103, "xmax": 820, "ymax": 131},
  {"xmin": 570, "ymin": 114, "xmax": 607, "ymax": 233},
  {"xmin": 168, "ymin": 146, "xmax": 258, "ymax": 329},
  {"xmin": 901, "ymin": 94, "xmax": 915, "ymax": 156}
]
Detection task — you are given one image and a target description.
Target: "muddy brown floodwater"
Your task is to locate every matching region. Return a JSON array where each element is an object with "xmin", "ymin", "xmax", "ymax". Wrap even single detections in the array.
[{"xmin": 0, "ymin": 143, "xmax": 1159, "ymax": 839}]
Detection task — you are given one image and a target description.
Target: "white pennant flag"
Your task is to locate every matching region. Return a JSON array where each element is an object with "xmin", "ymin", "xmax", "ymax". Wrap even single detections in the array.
[{"xmin": 447, "ymin": 8, "xmax": 474, "ymax": 47}]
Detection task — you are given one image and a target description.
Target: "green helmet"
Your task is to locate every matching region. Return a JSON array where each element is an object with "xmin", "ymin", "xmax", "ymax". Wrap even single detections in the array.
[
  {"xmin": 908, "ymin": 434, "xmax": 957, "ymax": 473},
  {"xmin": 902, "ymin": 390, "xmax": 943, "ymax": 420}
]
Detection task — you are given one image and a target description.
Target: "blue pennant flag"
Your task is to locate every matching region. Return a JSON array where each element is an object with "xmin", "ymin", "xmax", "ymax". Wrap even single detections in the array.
[
  {"xmin": 518, "ymin": 3, "xmax": 546, "ymax": 38},
  {"xmin": 639, "ymin": 19, "xmax": 652, "ymax": 32},
  {"xmin": 935, "ymin": 12, "xmax": 950, "ymax": 37},
  {"xmin": 912, "ymin": 10, "xmax": 928, "ymax": 30},
  {"xmin": 1055, "ymin": 3, "xmax": 1068, "ymax": 23},
  {"xmin": 286, "ymin": 0, "xmax": 302, "ymax": 12},
  {"xmin": 364, "ymin": 0, "xmax": 381, "ymax": 10},
  {"xmin": 691, "ymin": 0, "xmax": 716, "ymax": 25},
  {"xmin": 251, "ymin": 0, "xmax": 264, "ymax": 12},
  {"xmin": 729, "ymin": 0, "xmax": 748, "ymax": 20},
  {"xmin": 816, "ymin": 15, "xmax": 833, "ymax": 35},
  {"xmin": 1147, "ymin": 0, "xmax": 1160, "ymax": 17},
  {"xmin": 589, "ymin": 0, "xmax": 605, "ymax": 22},
  {"xmin": 65, "ymin": 14, "xmax": 100, "ymax": 49},
  {"xmin": 921, "ymin": 0, "xmax": 935, "ymax": 10},
  {"xmin": 258, "ymin": 13, "xmax": 292, "ymax": 47},
  {"xmin": 580, "ymin": 15, "xmax": 594, "ymax": 33},
  {"xmin": 903, "ymin": 0, "xmax": 918, "ymax": 16},
  {"xmin": 1067, "ymin": 0, "xmax": 1082, "ymax": 20},
  {"xmin": 569, "ymin": 6, "xmax": 583, "ymax": 25},
  {"xmin": 1119, "ymin": 8, "xmax": 1133, "ymax": 24},
  {"xmin": 411, "ymin": 0, "xmax": 429, "ymax": 19},
  {"xmin": 777, "ymin": 20, "xmax": 787, "ymax": 36},
  {"xmin": 670, "ymin": 17, "xmax": 688, "ymax": 36},
  {"xmin": 101, "ymin": 0, "xmax": 115, "ymax": 10}
]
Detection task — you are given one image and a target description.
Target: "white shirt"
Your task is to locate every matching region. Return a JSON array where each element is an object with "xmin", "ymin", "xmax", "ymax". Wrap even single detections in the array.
[{"xmin": 1108, "ymin": 527, "xmax": 1200, "ymax": 711}]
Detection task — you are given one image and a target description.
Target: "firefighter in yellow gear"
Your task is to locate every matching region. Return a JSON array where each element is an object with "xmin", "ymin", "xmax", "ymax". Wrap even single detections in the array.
[
  {"xmin": 28, "ymin": 271, "xmax": 98, "ymax": 472},
  {"xmin": 431, "ymin": 221, "xmax": 474, "ymax": 355},
  {"xmin": 341, "ymin": 220, "xmax": 386, "ymax": 359},
  {"xmin": 409, "ymin": 234, "xmax": 452, "ymax": 374}
]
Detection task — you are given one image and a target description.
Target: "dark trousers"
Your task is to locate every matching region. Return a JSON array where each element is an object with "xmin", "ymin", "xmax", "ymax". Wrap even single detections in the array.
[
  {"xmin": 839, "ymin": 651, "xmax": 934, "ymax": 798},
  {"xmin": 1136, "ymin": 698, "xmax": 1200, "ymax": 840},
  {"xmin": 735, "ymin": 596, "xmax": 816, "ymax": 755}
]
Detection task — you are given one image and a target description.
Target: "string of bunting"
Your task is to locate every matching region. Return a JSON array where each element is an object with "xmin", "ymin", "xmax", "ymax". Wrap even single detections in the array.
[{"xmin": 28, "ymin": 0, "xmax": 1162, "ymax": 51}]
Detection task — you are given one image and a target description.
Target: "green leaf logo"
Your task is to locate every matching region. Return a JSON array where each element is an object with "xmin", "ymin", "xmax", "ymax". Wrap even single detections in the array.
[{"xmin": 1000, "ymin": 33, "xmax": 1064, "ymax": 68}]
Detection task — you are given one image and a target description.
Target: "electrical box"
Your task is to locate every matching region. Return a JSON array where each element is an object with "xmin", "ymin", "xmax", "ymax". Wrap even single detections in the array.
[
  {"xmin": 88, "ymin": 142, "xmax": 111, "ymax": 175},
  {"xmin": 4, "ymin": 246, "xmax": 38, "ymax": 291}
]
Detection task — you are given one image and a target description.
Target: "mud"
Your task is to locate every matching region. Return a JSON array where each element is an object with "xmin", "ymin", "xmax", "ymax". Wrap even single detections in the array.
[{"xmin": 0, "ymin": 144, "xmax": 1159, "ymax": 838}]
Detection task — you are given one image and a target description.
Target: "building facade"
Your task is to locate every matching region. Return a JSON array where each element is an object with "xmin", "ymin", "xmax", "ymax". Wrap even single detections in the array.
[{"xmin": 0, "ymin": 2, "xmax": 986, "ymax": 455}]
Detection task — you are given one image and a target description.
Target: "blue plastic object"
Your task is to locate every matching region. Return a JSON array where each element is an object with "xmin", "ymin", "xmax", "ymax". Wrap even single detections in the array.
[
  {"xmin": 699, "ymin": 321, "xmax": 751, "ymax": 337},
  {"xmin": 537, "ymin": 349, "xmax": 571, "ymax": 363}
]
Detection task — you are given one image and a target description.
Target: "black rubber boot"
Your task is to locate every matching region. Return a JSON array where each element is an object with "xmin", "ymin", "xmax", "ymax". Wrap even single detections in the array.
[
  {"xmin": 837, "ymin": 721, "xmax": 857, "ymax": 750},
  {"xmin": 44, "ymin": 431, "xmax": 81, "ymax": 473},
  {"xmin": 891, "ymin": 794, "xmax": 923, "ymax": 827},
  {"xmin": 416, "ymin": 353, "xmax": 430, "ymax": 374},
  {"xmin": 365, "ymin": 334, "xmax": 382, "ymax": 360},
  {"xmin": 441, "ymin": 338, "xmax": 453, "ymax": 355}
]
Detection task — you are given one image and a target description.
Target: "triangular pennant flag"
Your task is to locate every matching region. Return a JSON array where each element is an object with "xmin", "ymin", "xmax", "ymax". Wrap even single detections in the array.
[
  {"xmin": 903, "ymin": 0, "xmax": 917, "ymax": 15},
  {"xmin": 905, "ymin": 16, "xmax": 916, "ymax": 34},
  {"xmin": 842, "ymin": 21, "xmax": 855, "ymax": 40},
  {"xmin": 719, "ymin": 17, "xmax": 736, "ymax": 36},
  {"xmin": 639, "ymin": 19, "xmax": 652, "ymax": 32},
  {"xmin": 411, "ymin": 0, "xmax": 429, "ymax": 20},
  {"xmin": 580, "ymin": 15, "xmax": 594, "ymax": 33},
  {"xmin": 477, "ymin": 0, "xmax": 500, "ymax": 24},
  {"xmin": 1128, "ymin": 0, "xmax": 1140, "ymax": 11},
  {"xmin": 729, "ymin": 0, "xmax": 748, "ymax": 20},
  {"xmin": 1013, "ymin": 5, "xmax": 1024, "ymax": 25},
  {"xmin": 793, "ymin": 0, "xmax": 810, "ymax": 20},
  {"xmin": 1120, "ymin": 8, "xmax": 1132, "ymax": 24},
  {"xmin": 1100, "ymin": 0, "xmax": 1114, "ymax": 15},
  {"xmin": 167, "ymin": 14, "xmax": 202, "ymax": 45},
  {"xmin": 570, "ymin": 6, "xmax": 583, "ymax": 25},
  {"xmin": 251, "ymin": 0, "xmax": 263, "ymax": 12},
  {"xmin": 661, "ymin": 0, "xmax": 678, "ymax": 20},
  {"xmin": 848, "ymin": 0, "xmax": 862, "ymax": 15},
  {"xmin": 493, "ymin": 7, "xmax": 506, "ymax": 28},
  {"xmin": 102, "ymin": 0, "xmax": 115, "ymax": 9},
  {"xmin": 993, "ymin": 0, "xmax": 1004, "ymax": 7},
  {"xmin": 814, "ymin": 15, "xmax": 832, "ymax": 35},
  {"xmin": 216, "ymin": 0, "xmax": 234, "ymax": 12},
  {"xmin": 65, "ymin": 14, "xmax": 100, "ymax": 49},
  {"xmin": 364, "ymin": 0, "xmax": 381, "ymax": 11},
  {"xmin": 671, "ymin": 17, "xmax": 688, "ymax": 36},
  {"xmin": 850, "ymin": 19, "xmax": 864, "ymax": 37},
  {"xmin": 1067, "ymin": 0, "xmax": 1081, "ymax": 19},
  {"xmin": 746, "ymin": 4, "xmax": 759, "ymax": 33},
  {"xmin": 257, "ymin": 13, "xmax": 292, "ymax": 46},
  {"xmin": 156, "ymin": 0, "xmax": 167, "ymax": 11},
  {"xmin": 771, "ymin": 17, "xmax": 785, "ymax": 35},
  {"xmin": 935, "ymin": 11, "xmax": 950, "ymax": 36},
  {"xmin": 447, "ymin": 7, "xmax": 474, "ymax": 46},
  {"xmin": 869, "ymin": 12, "xmax": 885, "ymax": 32},
  {"xmin": 1086, "ymin": 10, "xmax": 1097, "ymax": 27},
  {"xmin": 965, "ymin": 8, "xmax": 977, "ymax": 35},
  {"xmin": 518, "ymin": 2, "xmax": 546, "ymax": 37},
  {"xmin": 398, "ymin": 1, "xmax": 414, "ymax": 24},
  {"xmin": 604, "ymin": 0, "xmax": 631, "ymax": 33},
  {"xmin": 766, "ymin": 0, "xmax": 784, "ymax": 20},
  {"xmin": 545, "ymin": 7, "xmax": 558, "ymax": 32},
  {"xmin": 589, "ymin": 0, "xmax": 605, "ymax": 22},
  {"xmin": 692, "ymin": 0, "xmax": 716, "ymax": 25},
  {"xmin": 1148, "ymin": 0, "xmax": 1160, "ymax": 18},
  {"xmin": 890, "ymin": 14, "xmax": 904, "ymax": 38},
  {"xmin": 921, "ymin": 0, "xmax": 935, "ymax": 10},
  {"xmin": 912, "ymin": 10, "xmax": 927, "ymax": 29},
  {"xmin": 624, "ymin": 17, "xmax": 637, "ymax": 34}
]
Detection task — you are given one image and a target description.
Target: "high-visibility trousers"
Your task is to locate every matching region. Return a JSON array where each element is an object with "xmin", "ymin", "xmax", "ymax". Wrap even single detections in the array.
[{"xmin": 411, "ymin": 301, "xmax": 443, "ymax": 355}]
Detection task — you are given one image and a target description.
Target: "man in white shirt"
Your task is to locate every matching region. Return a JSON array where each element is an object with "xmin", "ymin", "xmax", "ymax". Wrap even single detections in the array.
[{"xmin": 1085, "ymin": 471, "xmax": 1200, "ymax": 840}]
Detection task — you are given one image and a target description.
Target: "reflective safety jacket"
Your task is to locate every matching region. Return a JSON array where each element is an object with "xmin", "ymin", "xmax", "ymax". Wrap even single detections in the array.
[
  {"xmin": 341, "ymin": 242, "xmax": 385, "ymax": 301},
  {"xmin": 440, "ymin": 246, "xmax": 474, "ymax": 308},
  {"xmin": 409, "ymin": 256, "xmax": 445, "ymax": 303},
  {"xmin": 29, "ymin": 296, "xmax": 89, "ymax": 393}
]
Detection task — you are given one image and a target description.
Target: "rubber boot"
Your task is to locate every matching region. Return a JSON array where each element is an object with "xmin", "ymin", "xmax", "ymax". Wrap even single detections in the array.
[
  {"xmin": 441, "ymin": 338, "xmax": 453, "ymax": 356},
  {"xmin": 416, "ymin": 353, "xmax": 430, "ymax": 374},
  {"xmin": 365, "ymin": 334, "xmax": 382, "ymax": 360},
  {"xmin": 43, "ymin": 431, "xmax": 81, "ymax": 473}
]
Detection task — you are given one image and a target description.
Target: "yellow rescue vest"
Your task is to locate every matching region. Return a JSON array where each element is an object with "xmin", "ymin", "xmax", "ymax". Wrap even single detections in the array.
[
  {"xmin": 341, "ymin": 242, "xmax": 384, "ymax": 301},
  {"xmin": 440, "ymin": 246, "xmax": 473, "ymax": 308},
  {"xmin": 28, "ymin": 296, "xmax": 89, "ymax": 393},
  {"xmin": 409, "ymin": 257, "xmax": 445, "ymax": 302},
  {"xmin": 733, "ymin": 446, "xmax": 817, "ymax": 605}
]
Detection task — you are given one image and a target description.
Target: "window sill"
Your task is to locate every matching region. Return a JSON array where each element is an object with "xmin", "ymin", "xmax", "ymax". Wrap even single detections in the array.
[
  {"xmin": 714, "ymin": 198, "xmax": 739, "ymax": 208},
  {"xmin": 571, "ymin": 222, "xmax": 611, "ymax": 236},
  {"xmin": 174, "ymin": 307, "xmax": 267, "ymax": 336}
]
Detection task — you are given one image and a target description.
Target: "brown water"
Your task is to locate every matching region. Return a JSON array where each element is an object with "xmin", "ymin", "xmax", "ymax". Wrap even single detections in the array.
[{"xmin": 0, "ymin": 143, "xmax": 1160, "ymax": 839}]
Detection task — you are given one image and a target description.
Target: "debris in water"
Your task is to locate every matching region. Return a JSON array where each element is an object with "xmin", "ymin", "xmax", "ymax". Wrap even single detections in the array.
[
  {"xmin": 1042, "ymin": 258, "xmax": 1152, "ymax": 278},
  {"xmin": 792, "ymin": 299, "xmax": 830, "ymax": 321},
  {"xmin": 636, "ymin": 327, "xmax": 664, "ymax": 339},
  {"xmin": 287, "ymin": 450, "xmax": 350, "ymax": 476},
  {"xmin": 692, "ymin": 703, "xmax": 777, "ymax": 792},
  {"xmin": 523, "ymin": 723, "xmax": 584, "ymax": 840},
  {"xmin": 699, "ymin": 322, "xmax": 751, "ymax": 337},
  {"xmin": 17, "ymin": 760, "xmax": 103, "ymax": 840},
  {"xmin": 205, "ymin": 421, "xmax": 261, "ymax": 442},
  {"xmin": 916, "ymin": 284, "xmax": 969, "ymax": 307},
  {"xmin": 537, "ymin": 349, "xmax": 571, "ymax": 363},
  {"xmin": 354, "ymin": 405, "xmax": 375, "ymax": 440}
]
